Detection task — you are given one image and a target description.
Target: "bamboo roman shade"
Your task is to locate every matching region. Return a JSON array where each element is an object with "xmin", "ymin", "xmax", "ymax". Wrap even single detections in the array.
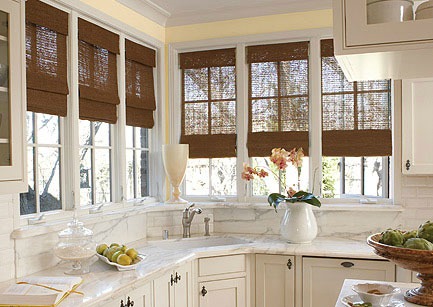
[
  {"xmin": 25, "ymin": 0, "xmax": 69, "ymax": 116},
  {"xmin": 180, "ymin": 48, "xmax": 236, "ymax": 158},
  {"xmin": 247, "ymin": 41, "xmax": 310, "ymax": 157},
  {"xmin": 125, "ymin": 39, "xmax": 156, "ymax": 128},
  {"xmin": 78, "ymin": 18, "xmax": 120, "ymax": 124},
  {"xmin": 321, "ymin": 39, "xmax": 391, "ymax": 157}
]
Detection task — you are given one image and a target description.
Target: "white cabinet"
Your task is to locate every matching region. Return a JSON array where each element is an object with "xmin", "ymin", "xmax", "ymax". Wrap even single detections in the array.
[
  {"xmin": 255, "ymin": 254, "xmax": 295, "ymax": 307},
  {"xmin": 333, "ymin": 0, "xmax": 433, "ymax": 81},
  {"xmin": 0, "ymin": 0, "xmax": 26, "ymax": 194},
  {"xmin": 196, "ymin": 254, "xmax": 247, "ymax": 307},
  {"xmin": 402, "ymin": 78, "xmax": 433, "ymax": 174},
  {"xmin": 198, "ymin": 278, "xmax": 246, "ymax": 307},
  {"xmin": 153, "ymin": 262, "xmax": 192, "ymax": 307},
  {"xmin": 302, "ymin": 257, "xmax": 395, "ymax": 307}
]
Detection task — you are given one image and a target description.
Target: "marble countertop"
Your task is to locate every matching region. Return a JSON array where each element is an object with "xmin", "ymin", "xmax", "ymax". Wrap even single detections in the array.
[
  {"xmin": 4, "ymin": 234, "xmax": 383, "ymax": 306},
  {"xmin": 336, "ymin": 279, "xmax": 420, "ymax": 307}
]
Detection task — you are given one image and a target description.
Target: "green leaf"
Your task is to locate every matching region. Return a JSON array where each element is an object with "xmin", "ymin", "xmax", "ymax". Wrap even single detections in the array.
[{"xmin": 267, "ymin": 191, "xmax": 321, "ymax": 211}]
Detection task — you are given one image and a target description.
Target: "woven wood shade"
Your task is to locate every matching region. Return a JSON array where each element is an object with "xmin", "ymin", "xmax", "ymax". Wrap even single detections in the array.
[
  {"xmin": 247, "ymin": 41, "xmax": 310, "ymax": 157},
  {"xmin": 180, "ymin": 48, "xmax": 237, "ymax": 158},
  {"xmin": 25, "ymin": 0, "xmax": 69, "ymax": 116},
  {"xmin": 78, "ymin": 18, "xmax": 119, "ymax": 124},
  {"xmin": 125, "ymin": 39, "xmax": 156, "ymax": 128},
  {"xmin": 321, "ymin": 39, "xmax": 391, "ymax": 157}
]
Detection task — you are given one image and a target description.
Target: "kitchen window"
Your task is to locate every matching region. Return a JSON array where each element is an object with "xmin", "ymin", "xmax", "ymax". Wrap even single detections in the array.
[{"xmin": 175, "ymin": 34, "xmax": 393, "ymax": 202}]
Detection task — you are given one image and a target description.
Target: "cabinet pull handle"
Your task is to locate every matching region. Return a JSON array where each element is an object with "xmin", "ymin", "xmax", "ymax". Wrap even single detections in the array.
[
  {"xmin": 287, "ymin": 259, "xmax": 292, "ymax": 270},
  {"xmin": 341, "ymin": 261, "xmax": 354, "ymax": 268},
  {"xmin": 126, "ymin": 296, "xmax": 134, "ymax": 307},
  {"xmin": 201, "ymin": 286, "xmax": 208, "ymax": 297},
  {"xmin": 175, "ymin": 272, "xmax": 181, "ymax": 283},
  {"xmin": 406, "ymin": 160, "xmax": 411, "ymax": 171},
  {"xmin": 170, "ymin": 274, "xmax": 175, "ymax": 286}
]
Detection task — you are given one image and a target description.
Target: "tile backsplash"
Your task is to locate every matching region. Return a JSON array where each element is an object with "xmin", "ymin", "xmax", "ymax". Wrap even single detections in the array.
[{"xmin": 0, "ymin": 174, "xmax": 431, "ymax": 281}]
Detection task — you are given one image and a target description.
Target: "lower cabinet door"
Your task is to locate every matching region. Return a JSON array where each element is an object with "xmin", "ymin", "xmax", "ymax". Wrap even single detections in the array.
[
  {"xmin": 199, "ymin": 278, "xmax": 246, "ymax": 307},
  {"xmin": 302, "ymin": 257, "xmax": 395, "ymax": 307},
  {"xmin": 153, "ymin": 271, "xmax": 173, "ymax": 307},
  {"xmin": 128, "ymin": 282, "xmax": 152, "ymax": 307},
  {"xmin": 256, "ymin": 254, "xmax": 295, "ymax": 307}
]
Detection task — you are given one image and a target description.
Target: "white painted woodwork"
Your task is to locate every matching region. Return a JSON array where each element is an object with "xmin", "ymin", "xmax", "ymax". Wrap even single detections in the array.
[
  {"xmin": 198, "ymin": 254, "xmax": 246, "ymax": 277},
  {"xmin": 0, "ymin": 0, "xmax": 26, "ymax": 193},
  {"xmin": 302, "ymin": 257, "xmax": 395, "ymax": 307},
  {"xmin": 198, "ymin": 278, "xmax": 246, "ymax": 307},
  {"xmin": 128, "ymin": 282, "xmax": 153, "ymax": 307},
  {"xmin": 255, "ymin": 254, "xmax": 295, "ymax": 307},
  {"xmin": 153, "ymin": 263, "xmax": 192, "ymax": 307},
  {"xmin": 333, "ymin": 0, "xmax": 433, "ymax": 81},
  {"xmin": 402, "ymin": 78, "xmax": 433, "ymax": 174}
]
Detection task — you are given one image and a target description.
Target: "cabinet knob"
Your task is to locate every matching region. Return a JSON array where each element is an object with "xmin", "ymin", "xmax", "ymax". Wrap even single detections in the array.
[
  {"xmin": 175, "ymin": 272, "xmax": 181, "ymax": 283},
  {"xmin": 341, "ymin": 261, "xmax": 355, "ymax": 268},
  {"xmin": 201, "ymin": 286, "xmax": 208, "ymax": 297},
  {"xmin": 287, "ymin": 259, "xmax": 292, "ymax": 270},
  {"xmin": 406, "ymin": 160, "xmax": 411, "ymax": 171}
]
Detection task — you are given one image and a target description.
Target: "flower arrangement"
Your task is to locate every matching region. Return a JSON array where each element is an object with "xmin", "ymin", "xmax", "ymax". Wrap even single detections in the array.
[{"xmin": 242, "ymin": 147, "xmax": 321, "ymax": 211}]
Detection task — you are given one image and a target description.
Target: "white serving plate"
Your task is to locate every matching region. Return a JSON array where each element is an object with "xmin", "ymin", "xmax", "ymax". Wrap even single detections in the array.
[
  {"xmin": 341, "ymin": 294, "xmax": 404, "ymax": 307},
  {"xmin": 96, "ymin": 253, "xmax": 146, "ymax": 271}
]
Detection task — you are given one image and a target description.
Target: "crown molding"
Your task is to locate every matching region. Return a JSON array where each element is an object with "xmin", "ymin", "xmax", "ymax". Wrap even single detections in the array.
[{"xmin": 117, "ymin": 0, "xmax": 170, "ymax": 26}]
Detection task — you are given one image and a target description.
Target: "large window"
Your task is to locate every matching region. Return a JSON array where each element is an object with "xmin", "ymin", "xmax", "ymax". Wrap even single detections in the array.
[
  {"xmin": 180, "ymin": 48, "xmax": 237, "ymax": 197},
  {"xmin": 20, "ymin": 112, "xmax": 62, "ymax": 215}
]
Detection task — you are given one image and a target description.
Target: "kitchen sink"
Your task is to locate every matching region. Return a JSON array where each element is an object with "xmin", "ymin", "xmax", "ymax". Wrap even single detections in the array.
[{"xmin": 148, "ymin": 236, "xmax": 252, "ymax": 250}]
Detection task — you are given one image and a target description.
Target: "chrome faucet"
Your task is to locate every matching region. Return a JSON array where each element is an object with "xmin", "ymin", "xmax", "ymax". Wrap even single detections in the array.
[{"xmin": 182, "ymin": 203, "xmax": 202, "ymax": 238}]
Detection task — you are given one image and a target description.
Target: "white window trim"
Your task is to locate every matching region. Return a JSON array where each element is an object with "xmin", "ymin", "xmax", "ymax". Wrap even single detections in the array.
[
  {"xmin": 168, "ymin": 27, "xmax": 400, "ymax": 206},
  {"xmin": 18, "ymin": 0, "xmax": 166, "ymax": 227}
]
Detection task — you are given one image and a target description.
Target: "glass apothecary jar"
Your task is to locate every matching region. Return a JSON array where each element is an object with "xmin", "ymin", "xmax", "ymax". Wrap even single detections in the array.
[{"xmin": 54, "ymin": 217, "xmax": 95, "ymax": 275}]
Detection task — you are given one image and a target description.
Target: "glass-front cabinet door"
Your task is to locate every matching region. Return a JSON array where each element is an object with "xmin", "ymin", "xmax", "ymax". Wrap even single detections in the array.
[{"xmin": 0, "ymin": 0, "xmax": 25, "ymax": 192}]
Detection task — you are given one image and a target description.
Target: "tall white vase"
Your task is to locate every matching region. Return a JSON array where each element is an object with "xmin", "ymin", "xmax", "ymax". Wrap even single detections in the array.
[
  {"xmin": 162, "ymin": 144, "xmax": 189, "ymax": 204},
  {"xmin": 280, "ymin": 202, "xmax": 318, "ymax": 243}
]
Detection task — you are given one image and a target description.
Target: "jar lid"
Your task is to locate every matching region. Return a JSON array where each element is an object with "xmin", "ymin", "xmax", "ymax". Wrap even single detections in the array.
[
  {"xmin": 367, "ymin": 0, "xmax": 414, "ymax": 5},
  {"xmin": 416, "ymin": 0, "xmax": 433, "ymax": 12}
]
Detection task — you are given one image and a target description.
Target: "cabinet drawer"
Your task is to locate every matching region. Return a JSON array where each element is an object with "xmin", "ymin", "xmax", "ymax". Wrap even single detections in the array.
[{"xmin": 198, "ymin": 254, "xmax": 245, "ymax": 277}]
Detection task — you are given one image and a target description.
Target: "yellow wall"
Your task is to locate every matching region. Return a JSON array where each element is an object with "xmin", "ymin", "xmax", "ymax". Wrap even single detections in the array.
[
  {"xmin": 166, "ymin": 9, "xmax": 332, "ymax": 43},
  {"xmin": 81, "ymin": 0, "xmax": 165, "ymax": 42}
]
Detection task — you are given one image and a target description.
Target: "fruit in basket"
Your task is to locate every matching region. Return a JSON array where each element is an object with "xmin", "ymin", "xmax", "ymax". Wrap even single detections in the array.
[
  {"xmin": 418, "ymin": 221, "xmax": 433, "ymax": 243},
  {"xmin": 126, "ymin": 248, "xmax": 138, "ymax": 260},
  {"xmin": 403, "ymin": 230, "xmax": 418, "ymax": 243},
  {"xmin": 379, "ymin": 229, "xmax": 404, "ymax": 246},
  {"xmin": 403, "ymin": 238, "xmax": 433, "ymax": 250},
  {"xmin": 117, "ymin": 254, "xmax": 132, "ymax": 266},
  {"xmin": 96, "ymin": 243, "xmax": 108, "ymax": 255}
]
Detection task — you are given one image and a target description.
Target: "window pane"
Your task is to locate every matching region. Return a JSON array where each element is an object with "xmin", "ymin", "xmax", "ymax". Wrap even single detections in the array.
[
  {"xmin": 95, "ymin": 148, "xmax": 111, "ymax": 204},
  {"xmin": 210, "ymin": 158, "xmax": 236, "ymax": 196},
  {"xmin": 322, "ymin": 157, "xmax": 341, "ymax": 198},
  {"xmin": 79, "ymin": 120, "xmax": 92, "ymax": 146},
  {"xmin": 26, "ymin": 112, "xmax": 34, "ymax": 144},
  {"xmin": 94, "ymin": 122, "xmax": 110, "ymax": 147},
  {"xmin": 126, "ymin": 149, "xmax": 134, "ymax": 199},
  {"xmin": 184, "ymin": 68, "xmax": 208, "ymax": 101},
  {"xmin": 38, "ymin": 148, "xmax": 61, "ymax": 212},
  {"xmin": 80, "ymin": 148, "xmax": 92, "ymax": 205},
  {"xmin": 136, "ymin": 127, "xmax": 148, "ymax": 149},
  {"xmin": 20, "ymin": 147, "xmax": 36, "ymax": 215},
  {"xmin": 185, "ymin": 159, "xmax": 210, "ymax": 196},
  {"xmin": 252, "ymin": 157, "xmax": 309, "ymax": 196},
  {"xmin": 364, "ymin": 157, "xmax": 384, "ymax": 197},
  {"xmin": 344, "ymin": 157, "xmax": 362, "ymax": 196},
  {"xmin": 137, "ymin": 150, "xmax": 149, "ymax": 198},
  {"xmin": 37, "ymin": 114, "xmax": 59, "ymax": 144}
]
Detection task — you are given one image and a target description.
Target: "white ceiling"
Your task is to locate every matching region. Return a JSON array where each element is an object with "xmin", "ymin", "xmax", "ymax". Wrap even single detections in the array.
[{"xmin": 117, "ymin": 0, "xmax": 332, "ymax": 26}]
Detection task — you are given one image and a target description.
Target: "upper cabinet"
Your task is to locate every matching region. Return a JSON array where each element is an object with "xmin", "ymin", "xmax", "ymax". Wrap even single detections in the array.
[
  {"xmin": 0, "ymin": 0, "xmax": 26, "ymax": 194},
  {"xmin": 333, "ymin": 0, "xmax": 433, "ymax": 81}
]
